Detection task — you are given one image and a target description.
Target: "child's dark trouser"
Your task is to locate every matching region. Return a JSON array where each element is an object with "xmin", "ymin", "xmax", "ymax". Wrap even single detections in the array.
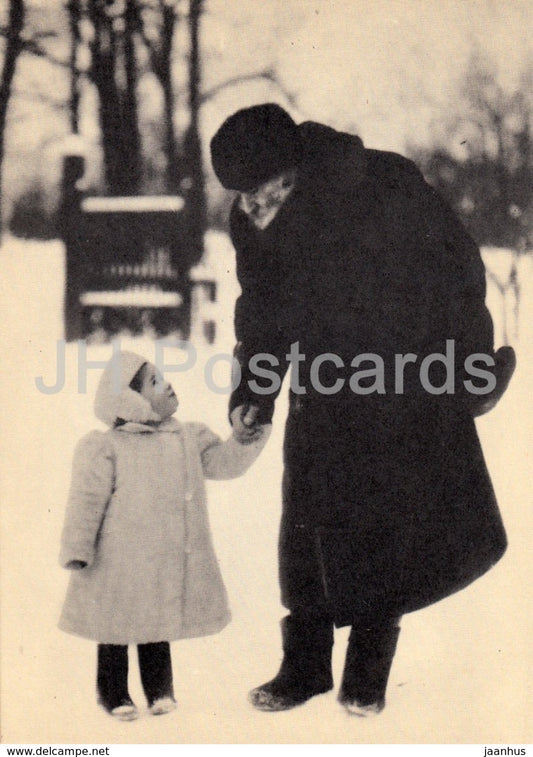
[
  {"xmin": 137, "ymin": 642, "xmax": 174, "ymax": 706},
  {"xmin": 97, "ymin": 644, "xmax": 131, "ymax": 711},
  {"xmin": 97, "ymin": 642, "xmax": 174, "ymax": 711}
]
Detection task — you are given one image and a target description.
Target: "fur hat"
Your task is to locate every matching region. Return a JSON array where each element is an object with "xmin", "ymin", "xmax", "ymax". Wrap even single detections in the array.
[
  {"xmin": 94, "ymin": 351, "xmax": 162, "ymax": 427},
  {"xmin": 210, "ymin": 103, "xmax": 303, "ymax": 191}
]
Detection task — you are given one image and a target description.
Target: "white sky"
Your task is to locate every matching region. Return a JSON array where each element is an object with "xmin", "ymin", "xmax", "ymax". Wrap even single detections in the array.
[{"xmin": 202, "ymin": 0, "xmax": 532, "ymax": 151}]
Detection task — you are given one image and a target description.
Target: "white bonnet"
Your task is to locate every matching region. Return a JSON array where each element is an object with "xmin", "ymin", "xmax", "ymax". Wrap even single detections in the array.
[{"xmin": 94, "ymin": 351, "xmax": 161, "ymax": 427}]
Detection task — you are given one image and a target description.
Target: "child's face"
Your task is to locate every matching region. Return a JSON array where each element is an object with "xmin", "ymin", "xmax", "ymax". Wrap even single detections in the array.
[{"xmin": 138, "ymin": 363, "xmax": 178, "ymax": 420}]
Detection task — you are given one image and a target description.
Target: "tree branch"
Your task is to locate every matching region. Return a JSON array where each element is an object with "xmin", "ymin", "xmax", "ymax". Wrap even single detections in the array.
[
  {"xmin": 132, "ymin": 5, "xmax": 161, "ymax": 77},
  {"xmin": 29, "ymin": 30, "xmax": 58, "ymax": 40},
  {"xmin": 132, "ymin": 0, "xmax": 178, "ymax": 84},
  {"xmin": 21, "ymin": 38, "xmax": 70, "ymax": 67},
  {"xmin": 12, "ymin": 88, "xmax": 67, "ymax": 110},
  {"xmin": 201, "ymin": 68, "xmax": 299, "ymax": 108}
]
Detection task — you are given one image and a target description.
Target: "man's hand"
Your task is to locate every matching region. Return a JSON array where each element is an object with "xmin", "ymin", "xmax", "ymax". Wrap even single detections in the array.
[
  {"xmin": 469, "ymin": 345, "xmax": 516, "ymax": 417},
  {"xmin": 230, "ymin": 404, "xmax": 262, "ymax": 444}
]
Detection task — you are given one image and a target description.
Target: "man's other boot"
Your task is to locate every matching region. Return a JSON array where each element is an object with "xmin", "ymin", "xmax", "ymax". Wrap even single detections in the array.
[
  {"xmin": 338, "ymin": 620, "xmax": 400, "ymax": 717},
  {"xmin": 250, "ymin": 609, "xmax": 334, "ymax": 711}
]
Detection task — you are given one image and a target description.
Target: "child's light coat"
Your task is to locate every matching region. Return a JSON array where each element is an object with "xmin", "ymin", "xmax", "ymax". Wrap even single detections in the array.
[{"xmin": 59, "ymin": 352, "xmax": 269, "ymax": 644}]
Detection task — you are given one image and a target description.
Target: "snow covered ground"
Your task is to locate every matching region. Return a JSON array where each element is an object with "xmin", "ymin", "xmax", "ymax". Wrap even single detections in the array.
[{"xmin": 0, "ymin": 234, "xmax": 531, "ymax": 745}]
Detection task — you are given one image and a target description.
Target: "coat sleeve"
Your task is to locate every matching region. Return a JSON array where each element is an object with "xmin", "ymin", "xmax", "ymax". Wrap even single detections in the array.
[
  {"xmin": 389, "ymin": 159, "xmax": 494, "ymax": 357},
  {"xmin": 59, "ymin": 431, "xmax": 115, "ymax": 568},
  {"xmin": 191, "ymin": 422, "xmax": 271, "ymax": 481},
  {"xmin": 429, "ymin": 185, "xmax": 494, "ymax": 357},
  {"xmin": 228, "ymin": 206, "xmax": 290, "ymax": 423},
  {"xmin": 404, "ymin": 163, "xmax": 503, "ymax": 409},
  {"xmin": 402, "ymin": 158, "xmax": 494, "ymax": 355}
]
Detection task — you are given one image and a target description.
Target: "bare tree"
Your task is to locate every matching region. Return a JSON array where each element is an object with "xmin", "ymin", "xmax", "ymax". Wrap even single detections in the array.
[
  {"xmin": 123, "ymin": 0, "xmax": 142, "ymax": 191},
  {"xmin": 86, "ymin": 0, "xmax": 142, "ymax": 195},
  {"xmin": 0, "ymin": 0, "xmax": 24, "ymax": 232},
  {"xmin": 417, "ymin": 56, "xmax": 532, "ymax": 252},
  {"xmin": 414, "ymin": 56, "xmax": 532, "ymax": 338},
  {"xmin": 180, "ymin": 0, "xmax": 204, "ymax": 266},
  {"xmin": 66, "ymin": 0, "xmax": 81, "ymax": 133},
  {"xmin": 133, "ymin": 0, "xmax": 183, "ymax": 193}
]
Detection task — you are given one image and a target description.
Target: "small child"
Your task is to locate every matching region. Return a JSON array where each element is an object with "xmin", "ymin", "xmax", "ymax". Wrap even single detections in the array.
[{"xmin": 59, "ymin": 350, "xmax": 270, "ymax": 721}]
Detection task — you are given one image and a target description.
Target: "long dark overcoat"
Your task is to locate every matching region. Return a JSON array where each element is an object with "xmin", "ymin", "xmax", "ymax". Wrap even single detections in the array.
[{"xmin": 228, "ymin": 121, "xmax": 507, "ymax": 627}]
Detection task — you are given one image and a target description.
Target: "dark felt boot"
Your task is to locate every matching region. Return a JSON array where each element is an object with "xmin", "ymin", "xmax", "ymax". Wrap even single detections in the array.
[
  {"xmin": 339, "ymin": 621, "xmax": 401, "ymax": 716},
  {"xmin": 249, "ymin": 609, "xmax": 334, "ymax": 711}
]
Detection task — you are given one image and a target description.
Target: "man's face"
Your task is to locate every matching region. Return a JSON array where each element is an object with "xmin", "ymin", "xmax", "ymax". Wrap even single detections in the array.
[{"xmin": 239, "ymin": 169, "xmax": 297, "ymax": 229}]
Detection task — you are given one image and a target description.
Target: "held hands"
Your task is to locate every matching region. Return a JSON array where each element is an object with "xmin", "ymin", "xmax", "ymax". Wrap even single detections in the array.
[
  {"xmin": 230, "ymin": 404, "xmax": 264, "ymax": 445},
  {"xmin": 66, "ymin": 560, "xmax": 88, "ymax": 570}
]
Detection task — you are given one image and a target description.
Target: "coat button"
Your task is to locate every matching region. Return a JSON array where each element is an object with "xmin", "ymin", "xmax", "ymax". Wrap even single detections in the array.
[{"xmin": 184, "ymin": 492, "xmax": 193, "ymax": 501}]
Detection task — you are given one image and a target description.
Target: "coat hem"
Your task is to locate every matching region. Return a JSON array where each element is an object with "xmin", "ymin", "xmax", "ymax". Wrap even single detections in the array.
[{"xmin": 58, "ymin": 612, "xmax": 232, "ymax": 645}]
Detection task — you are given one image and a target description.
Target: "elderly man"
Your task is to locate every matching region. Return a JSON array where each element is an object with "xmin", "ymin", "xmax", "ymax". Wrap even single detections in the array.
[{"xmin": 210, "ymin": 104, "xmax": 512, "ymax": 715}]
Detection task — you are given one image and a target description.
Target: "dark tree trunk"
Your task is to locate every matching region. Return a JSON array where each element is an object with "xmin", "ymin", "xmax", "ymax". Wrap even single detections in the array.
[
  {"xmin": 0, "ymin": 0, "xmax": 25, "ymax": 233},
  {"xmin": 88, "ymin": 0, "xmax": 122, "ymax": 194},
  {"xmin": 66, "ymin": 0, "xmax": 81, "ymax": 133},
  {"xmin": 160, "ymin": 2, "xmax": 182, "ymax": 193},
  {"xmin": 122, "ymin": 0, "xmax": 142, "ymax": 193},
  {"xmin": 87, "ymin": 0, "xmax": 141, "ymax": 195},
  {"xmin": 138, "ymin": 0, "xmax": 182, "ymax": 193},
  {"xmin": 182, "ymin": 0, "xmax": 205, "ymax": 267}
]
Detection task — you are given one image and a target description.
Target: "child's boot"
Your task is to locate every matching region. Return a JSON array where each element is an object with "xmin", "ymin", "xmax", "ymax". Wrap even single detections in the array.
[{"xmin": 249, "ymin": 608, "xmax": 334, "ymax": 711}]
